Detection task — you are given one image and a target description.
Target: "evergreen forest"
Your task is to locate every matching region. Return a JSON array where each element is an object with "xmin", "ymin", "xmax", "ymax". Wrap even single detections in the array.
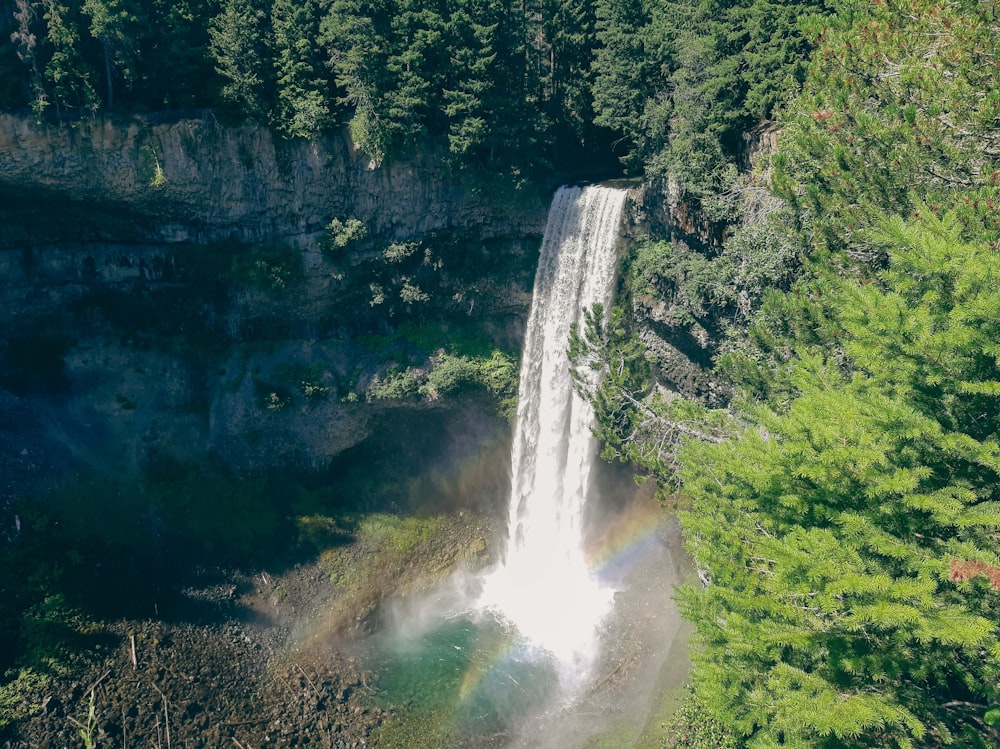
[
  {"xmin": 3, "ymin": 0, "xmax": 1000, "ymax": 746},
  {"xmin": 1, "ymin": 0, "xmax": 821, "ymax": 180}
]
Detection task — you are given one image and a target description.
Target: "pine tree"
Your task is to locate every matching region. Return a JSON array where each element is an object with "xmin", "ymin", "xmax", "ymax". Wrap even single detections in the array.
[
  {"xmin": 590, "ymin": 0, "xmax": 673, "ymax": 172},
  {"xmin": 40, "ymin": 0, "xmax": 98, "ymax": 115},
  {"xmin": 568, "ymin": 303, "xmax": 730, "ymax": 488},
  {"xmin": 141, "ymin": 0, "xmax": 218, "ymax": 110},
  {"xmin": 381, "ymin": 0, "xmax": 449, "ymax": 147},
  {"xmin": 82, "ymin": 0, "xmax": 141, "ymax": 111},
  {"xmin": 271, "ymin": 0, "xmax": 333, "ymax": 138},
  {"xmin": 541, "ymin": 0, "xmax": 596, "ymax": 151},
  {"xmin": 678, "ymin": 213, "xmax": 1000, "ymax": 747},
  {"xmin": 9, "ymin": 0, "xmax": 48, "ymax": 114},
  {"xmin": 773, "ymin": 0, "xmax": 1000, "ymax": 257},
  {"xmin": 442, "ymin": 0, "xmax": 500, "ymax": 160},
  {"xmin": 320, "ymin": 0, "xmax": 395, "ymax": 162},
  {"xmin": 486, "ymin": 0, "xmax": 545, "ymax": 171},
  {"xmin": 209, "ymin": 0, "xmax": 269, "ymax": 119}
]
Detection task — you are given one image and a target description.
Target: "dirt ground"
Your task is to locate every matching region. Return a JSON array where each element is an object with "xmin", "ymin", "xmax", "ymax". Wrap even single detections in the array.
[{"xmin": 2, "ymin": 512, "xmax": 499, "ymax": 749}]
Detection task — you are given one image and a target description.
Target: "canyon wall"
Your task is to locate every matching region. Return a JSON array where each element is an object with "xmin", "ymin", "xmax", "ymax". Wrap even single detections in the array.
[
  {"xmin": 0, "ymin": 112, "xmax": 544, "ymax": 243},
  {"xmin": 0, "ymin": 113, "xmax": 549, "ymax": 495}
]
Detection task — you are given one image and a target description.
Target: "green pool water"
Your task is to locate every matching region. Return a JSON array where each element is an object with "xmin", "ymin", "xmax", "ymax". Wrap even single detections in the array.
[{"xmin": 370, "ymin": 612, "xmax": 564, "ymax": 747}]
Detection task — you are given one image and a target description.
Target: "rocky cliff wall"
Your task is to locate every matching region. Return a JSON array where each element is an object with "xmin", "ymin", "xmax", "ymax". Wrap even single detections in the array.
[
  {"xmin": 0, "ymin": 113, "xmax": 549, "ymax": 496},
  {"xmin": 619, "ymin": 134, "xmax": 783, "ymax": 408},
  {"xmin": 0, "ymin": 112, "xmax": 546, "ymax": 243}
]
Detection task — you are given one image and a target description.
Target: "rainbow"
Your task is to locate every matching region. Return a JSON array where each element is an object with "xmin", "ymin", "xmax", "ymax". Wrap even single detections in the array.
[{"xmin": 585, "ymin": 499, "xmax": 667, "ymax": 584}]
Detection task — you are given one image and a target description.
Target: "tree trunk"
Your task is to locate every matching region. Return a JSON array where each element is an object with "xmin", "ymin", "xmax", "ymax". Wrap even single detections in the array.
[{"xmin": 102, "ymin": 38, "xmax": 113, "ymax": 111}]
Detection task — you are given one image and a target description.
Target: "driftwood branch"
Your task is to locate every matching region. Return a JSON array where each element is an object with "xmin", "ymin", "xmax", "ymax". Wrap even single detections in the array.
[
  {"xmin": 152, "ymin": 683, "xmax": 171, "ymax": 749},
  {"xmin": 294, "ymin": 664, "xmax": 320, "ymax": 697}
]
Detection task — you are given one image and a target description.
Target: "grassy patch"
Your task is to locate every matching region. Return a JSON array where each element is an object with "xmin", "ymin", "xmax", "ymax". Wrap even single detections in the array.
[
  {"xmin": 295, "ymin": 515, "xmax": 353, "ymax": 552},
  {"xmin": 318, "ymin": 513, "xmax": 444, "ymax": 588},
  {"xmin": 589, "ymin": 722, "xmax": 643, "ymax": 749},
  {"xmin": 0, "ymin": 594, "xmax": 104, "ymax": 737},
  {"xmin": 374, "ymin": 706, "xmax": 460, "ymax": 749},
  {"xmin": 313, "ymin": 512, "xmax": 484, "ymax": 636},
  {"xmin": 356, "ymin": 513, "xmax": 442, "ymax": 555}
]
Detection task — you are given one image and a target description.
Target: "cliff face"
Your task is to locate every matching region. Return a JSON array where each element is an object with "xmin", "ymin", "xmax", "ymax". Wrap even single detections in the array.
[
  {"xmin": 621, "ymin": 133, "xmax": 783, "ymax": 408},
  {"xmin": 0, "ymin": 113, "xmax": 548, "ymax": 493},
  {"xmin": 0, "ymin": 112, "xmax": 544, "ymax": 243}
]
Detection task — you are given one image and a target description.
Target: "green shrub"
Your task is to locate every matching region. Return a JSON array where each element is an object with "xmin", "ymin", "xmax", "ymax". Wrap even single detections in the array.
[
  {"xmin": 399, "ymin": 278, "xmax": 430, "ymax": 304},
  {"xmin": 477, "ymin": 349, "xmax": 519, "ymax": 422},
  {"xmin": 321, "ymin": 218, "xmax": 368, "ymax": 255},
  {"xmin": 275, "ymin": 361, "xmax": 333, "ymax": 400},
  {"xmin": 661, "ymin": 694, "xmax": 739, "ymax": 749},
  {"xmin": 383, "ymin": 241, "xmax": 419, "ymax": 263},
  {"xmin": 295, "ymin": 515, "xmax": 352, "ymax": 551},
  {"xmin": 369, "ymin": 282, "xmax": 387, "ymax": 306},
  {"xmin": 366, "ymin": 368, "xmax": 424, "ymax": 401},
  {"xmin": 228, "ymin": 243, "xmax": 303, "ymax": 290},
  {"xmin": 348, "ymin": 104, "xmax": 390, "ymax": 167},
  {"xmin": 0, "ymin": 667, "xmax": 49, "ymax": 733},
  {"xmin": 423, "ymin": 355, "xmax": 479, "ymax": 397},
  {"xmin": 476, "ymin": 349, "xmax": 518, "ymax": 398},
  {"xmin": 422, "ymin": 349, "xmax": 518, "ymax": 417},
  {"xmin": 359, "ymin": 322, "xmax": 518, "ymax": 415}
]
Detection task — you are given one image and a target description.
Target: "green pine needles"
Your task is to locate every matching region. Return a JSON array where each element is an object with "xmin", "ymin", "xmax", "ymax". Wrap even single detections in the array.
[{"xmin": 676, "ymin": 210, "xmax": 1000, "ymax": 748}]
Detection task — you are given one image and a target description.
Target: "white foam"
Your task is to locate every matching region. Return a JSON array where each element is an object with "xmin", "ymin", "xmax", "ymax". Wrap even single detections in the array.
[{"xmin": 479, "ymin": 185, "xmax": 628, "ymax": 688}]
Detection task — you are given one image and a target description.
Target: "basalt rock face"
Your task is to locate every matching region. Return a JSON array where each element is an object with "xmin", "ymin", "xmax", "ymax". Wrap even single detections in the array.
[
  {"xmin": 0, "ymin": 112, "xmax": 544, "ymax": 243},
  {"xmin": 619, "ymin": 181, "xmax": 725, "ymax": 406},
  {"xmin": 622, "ymin": 135, "xmax": 781, "ymax": 408},
  {"xmin": 0, "ymin": 113, "xmax": 548, "ymax": 495}
]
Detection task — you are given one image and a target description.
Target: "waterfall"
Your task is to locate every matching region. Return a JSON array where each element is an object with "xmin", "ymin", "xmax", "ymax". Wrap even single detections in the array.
[{"xmin": 479, "ymin": 184, "xmax": 628, "ymax": 684}]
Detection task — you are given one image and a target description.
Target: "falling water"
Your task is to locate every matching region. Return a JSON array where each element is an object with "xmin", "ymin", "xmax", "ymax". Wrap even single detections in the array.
[
  {"xmin": 361, "ymin": 185, "xmax": 688, "ymax": 746},
  {"xmin": 479, "ymin": 184, "xmax": 629, "ymax": 684}
]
